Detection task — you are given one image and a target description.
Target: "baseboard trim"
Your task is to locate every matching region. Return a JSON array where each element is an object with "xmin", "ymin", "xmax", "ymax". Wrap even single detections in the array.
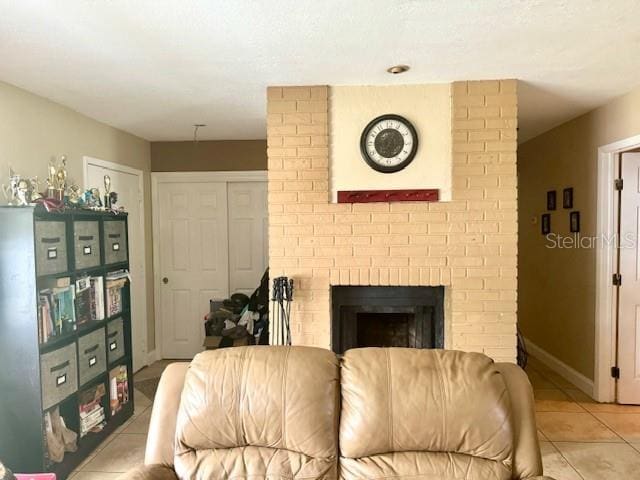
[
  {"xmin": 524, "ymin": 337, "xmax": 595, "ymax": 398},
  {"xmin": 147, "ymin": 349, "xmax": 159, "ymax": 366}
]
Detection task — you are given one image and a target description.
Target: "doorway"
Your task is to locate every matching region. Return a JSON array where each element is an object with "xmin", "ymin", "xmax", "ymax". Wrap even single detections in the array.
[
  {"xmin": 83, "ymin": 156, "xmax": 148, "ymax": 373},
  {"xmin": 596, "ymin": 136, "xmax": 640, "ymax": 404},
  {"xmin": 151, "ymin": 171, "xmax": 268, "ymax": 359}
]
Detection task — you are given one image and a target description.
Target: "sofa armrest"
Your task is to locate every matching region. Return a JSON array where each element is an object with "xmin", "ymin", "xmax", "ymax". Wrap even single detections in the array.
[
  {"xmin": 118, "ymin": 464, "xmax": 178, "ymax": 480},
  {"xmin": 495, "ymin": 362, "xmax": 543, "ymax": 479},
  {"xmin": 145, "ymin": 362, "xmax": 190, "ymax": 466}
]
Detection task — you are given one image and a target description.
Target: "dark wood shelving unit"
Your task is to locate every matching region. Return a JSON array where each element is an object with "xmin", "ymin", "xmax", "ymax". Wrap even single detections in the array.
[{"xmin": 0, "ymin": 206, "xmax": 135, "ymax": 479}]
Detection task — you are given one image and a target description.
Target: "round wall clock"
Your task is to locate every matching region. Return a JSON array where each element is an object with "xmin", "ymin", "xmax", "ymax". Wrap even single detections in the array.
[{"xmin": 360, "ymin": 114, "xmax": 419, "ymax": 173}]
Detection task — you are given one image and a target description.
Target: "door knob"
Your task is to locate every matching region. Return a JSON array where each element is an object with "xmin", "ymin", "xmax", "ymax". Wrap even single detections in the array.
[{"xmin": 162, "ymin": 277, "xmax": 169, "ymax": 284}]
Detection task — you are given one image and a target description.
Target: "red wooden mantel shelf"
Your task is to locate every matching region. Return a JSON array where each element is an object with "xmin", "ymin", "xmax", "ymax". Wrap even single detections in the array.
[{"xmin": 337, "ymin": 189, "xmax": 440, "ymax": 204}]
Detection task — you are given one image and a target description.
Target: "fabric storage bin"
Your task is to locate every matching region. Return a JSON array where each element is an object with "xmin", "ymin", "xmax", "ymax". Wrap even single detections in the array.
[
  {"xmin": 107, "ymin": 317, "xmax": 126, "ymax": 363},
  {"xmin": 78, "ymin": 328, "xmax": 107, "ymax": 386},
  {"xmin": 40, "ymin": 343, "xmax": 78, "ymax": 410},
  {"xmin": 34, "ymin": 221, "xmax": 68, "ymax": 276},
  {"xmin": 103, "ymin": 220, "xmax": 128, "ymax": 265},
  {"xmin": 73, "ymin": 220, "xmax": 101, "ymax": 270}
]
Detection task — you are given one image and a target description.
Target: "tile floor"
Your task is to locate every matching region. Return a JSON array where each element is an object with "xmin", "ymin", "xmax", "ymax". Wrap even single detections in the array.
[
  {"xmin": 68, "ymin": 361, "xmax": 173, "ymax": 480},
  {"xmin": 68, "ymin": 357, "xmax": 640, "ymax": 479},
  {"xmin": 527, "ymin": 356, "xmax": 640, "ymax": 479}
]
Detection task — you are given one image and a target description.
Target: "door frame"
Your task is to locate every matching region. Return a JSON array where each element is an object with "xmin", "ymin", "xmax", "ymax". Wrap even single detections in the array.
[
  {"xmin": 83, "ymin": 156, "xmax": 149, "ymax": 370},
  {"xmin": 595, "ymin": 134, "xmax": 640, "ymax": 402},
  {"xmin": 151, "ymin": 170, "xmax": 267, "ymax": 359}
]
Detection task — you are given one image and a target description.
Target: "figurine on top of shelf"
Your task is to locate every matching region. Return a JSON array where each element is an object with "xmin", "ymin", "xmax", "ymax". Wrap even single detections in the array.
[
  {"xmin": 66, "ymin": 184, "xmax": 83, "ymax": 206},
  {"xmin": 84, "ymin": 188, "xmax": 103, "ymax": 209},
  {"xmin": 2, "ymin": 167, "xmax": 41, "ymax": 206},
  {"xmin": 104, "ymin": 175, "xmax": 112, "ymax": 208},
  {"xmin": 46, "ymin": 155, "xmax": 68, "ymax": 201}
]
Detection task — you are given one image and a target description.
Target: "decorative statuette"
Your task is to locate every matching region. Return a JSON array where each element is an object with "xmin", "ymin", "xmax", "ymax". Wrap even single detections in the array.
[
  {"xmin": 55, "ymin": 156, "xmax": 68, "ymax": 201},
  {"xmin": 104, "ymin": 175, "xmax": 111, "ymax": 208},
  {"xmin": 47, "ymin": 161, "xmax": 57, "ymax": 198},
  {"xmin": 2, "ymin": 168, "xmax": 40, "ymax": 206},
  {"xmin": 46, "ymin": 155, "xmax": 68, "ymax": 201},
  {"xmin": 67, "ymin": 185, "xmax": 82, "ymax": 204}
]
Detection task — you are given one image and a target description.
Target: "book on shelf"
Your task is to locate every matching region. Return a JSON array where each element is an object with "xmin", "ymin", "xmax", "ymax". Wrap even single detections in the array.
[
  {"xmin": 109, "ymin": 365, "xmax": 129, "ymax": 416},
  {"xmin": 37, "ymin": 277, "xmax": 76, "ymax": 344},
  {"xmin": 90, "ymin": 275, "xmax": 105, "ymax": 321},
  {"xmin": 75, "ymin": 275, "xmax": 105, "ymax": 326},
  {"xmin": 78, "ymin": 383, "xmax": 106, "ymax": 437},
  {"xmin": 75, "ymin": 276, "xmax": 92, "ymax": 325},
  {"xmin": 106, "ymin": 270, "xmax": 129, "ymax": 317}
]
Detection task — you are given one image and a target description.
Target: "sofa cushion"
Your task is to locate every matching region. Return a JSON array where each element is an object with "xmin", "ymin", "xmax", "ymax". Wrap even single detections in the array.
[
  {"xmin": 340, "ymin": 451, "xmax": 512, "ymax": 480},
  {"xmin": 174, "ymin": 346, "xmax": 339, "ymax": 479},
  {"xmin": 340, "ymin": 348, "xmax": 513, "ymax": 475}
]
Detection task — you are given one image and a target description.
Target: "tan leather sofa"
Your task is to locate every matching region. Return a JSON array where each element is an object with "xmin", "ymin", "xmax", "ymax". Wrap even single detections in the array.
[{"xmin": 122, "ymin": 347, "xmax": 555, "ymax": 479}]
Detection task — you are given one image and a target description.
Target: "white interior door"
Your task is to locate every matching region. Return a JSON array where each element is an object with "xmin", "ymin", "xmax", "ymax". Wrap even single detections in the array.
[
  {"xmin": 85, "ymin": 159, "xmax": 147, "ymax": 372},
  {"xmin": 157, "ymin": 181, "xmax": 229, "ymax": 358},
  {"xmin": 228, "ymin": 182, "xmax": 268, "ymax": 295},
  {"xmin": 618, "ymin": 152, "xmax": 640, "ymax": 404}
]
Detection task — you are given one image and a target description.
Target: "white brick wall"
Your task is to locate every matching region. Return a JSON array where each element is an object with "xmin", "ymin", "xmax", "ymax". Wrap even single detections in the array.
[{"xmin": 267, "ymin": 81, "xmax": 518, "ymax": 362}]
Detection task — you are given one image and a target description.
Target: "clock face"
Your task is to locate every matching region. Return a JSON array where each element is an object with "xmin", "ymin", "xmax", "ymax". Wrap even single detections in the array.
[{"xmin": 360, "ymin": 114, "xmax": 419, "ymax": 173}]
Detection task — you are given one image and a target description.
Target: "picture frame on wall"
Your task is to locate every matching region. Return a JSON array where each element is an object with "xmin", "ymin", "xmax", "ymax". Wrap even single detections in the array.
[
  {"xmin": 570, "ymin": 211, "xmax": 580, "ymax": 233},
  {"xmin": 541, "ymin": 213, "xmax": 551, "ymax": 235},
  {"xmin": 547, "ymin": 190, "xmax": 557, "ymax": 211},
  {"xmin": 563, "ymin": 187, "xmax": 573, "ymax": 209}
]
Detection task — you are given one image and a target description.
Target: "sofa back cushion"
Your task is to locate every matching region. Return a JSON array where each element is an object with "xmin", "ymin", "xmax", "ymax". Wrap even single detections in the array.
[
  {"xmin": 174, "ymin": 346, "xmax": 339, "ymax": 479},
  {"xmin": 339, "ymin": 349, "xmax": 514, "ymax": 479}
]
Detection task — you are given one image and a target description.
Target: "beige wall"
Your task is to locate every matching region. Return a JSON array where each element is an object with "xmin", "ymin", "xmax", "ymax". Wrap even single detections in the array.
[
  {"xmin": 330, "ymin": 85, "xmax": 452, "ymax": 201},
  {"xmin": 151, "ymin": 140, "xmax": 267, "ymax": 172},
  {"xmin": 519, "ymin": 84, "xmax": 640, "ymax": 380},
  {"xmin": 0, "ymin": 80, "xmax": 156, "ymax": 351},
  {"xmin": 267, "ymin": 81, "xmax": 519, "ymax": 362}
]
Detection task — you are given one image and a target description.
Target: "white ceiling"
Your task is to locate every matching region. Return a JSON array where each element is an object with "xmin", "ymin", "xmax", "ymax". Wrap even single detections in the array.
[{"xmin": 1, "ymin": 0, "xmax": 639, "ymax": 142}]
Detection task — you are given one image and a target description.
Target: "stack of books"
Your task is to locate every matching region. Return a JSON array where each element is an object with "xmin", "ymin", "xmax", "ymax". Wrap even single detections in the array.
[
  {"xmin": 109, "ymin": 365, "xmax": 129, "ymax": 416},
  {"xmin": 78, "ymin": 384, "xmax": 106, "ymax": 437},
  {"xmin": 38, "ymin": 277, "xmax": 76, "ymax": 344},
  {"xmin": 106, "ymin": 270, "xmax": 129, "ymax": 317},
  {"xmin": 75, "ymin": 275, "xmax": 105, "ymax": 326}
]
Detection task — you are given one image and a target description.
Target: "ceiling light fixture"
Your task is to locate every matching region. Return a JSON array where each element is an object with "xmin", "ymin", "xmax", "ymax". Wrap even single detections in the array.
[
  {"xmin": 387, "ymin": 64, "xmax": 410, "ymax": 75},
  {"xmin": 193, "ymin": 124, "xmax": 206, "ymax": 143}
]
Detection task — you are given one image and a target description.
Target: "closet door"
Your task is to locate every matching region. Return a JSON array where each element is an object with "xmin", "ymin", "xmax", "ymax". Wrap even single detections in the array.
[
  {"xmin": 157, "ymin": 181, "xmax": 229, "ymax": 358},
  {"xmin": 227, "ymin": 182, "xmax": 269, "ymax": 295}
]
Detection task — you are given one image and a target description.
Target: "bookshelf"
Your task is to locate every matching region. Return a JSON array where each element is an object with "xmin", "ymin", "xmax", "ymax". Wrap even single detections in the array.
[{"xmin": 0, "ymin": 206, "xmax": 135, "ymax": 479}]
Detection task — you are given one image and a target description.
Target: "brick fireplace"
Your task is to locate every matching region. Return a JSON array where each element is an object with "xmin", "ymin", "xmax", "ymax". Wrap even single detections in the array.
[{"xmin": 267, "ymin": 81, "xmax": 518, "ymax": 363}]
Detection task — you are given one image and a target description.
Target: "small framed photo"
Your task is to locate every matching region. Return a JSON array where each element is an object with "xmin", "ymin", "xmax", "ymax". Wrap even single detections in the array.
[
  {"xmin": 541, "ymin": 214, "xmax": 551, "ymax": 235},
  {"xmin": 563, "ymin": 187, "xmax": 573, "ymax": 209},
  {"xmin": 570, "ymin": 211, "xmax": 580, "ymax": 233},
  {"xmin": 547, "ymin": 190, "xmax": 557, "ymax": 211}
]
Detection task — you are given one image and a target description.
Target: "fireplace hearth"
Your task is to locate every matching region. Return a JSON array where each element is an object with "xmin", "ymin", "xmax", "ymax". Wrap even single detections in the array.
[{"xmin": 331, "ymin": 286, "xmax": 444, "ymax": 354}]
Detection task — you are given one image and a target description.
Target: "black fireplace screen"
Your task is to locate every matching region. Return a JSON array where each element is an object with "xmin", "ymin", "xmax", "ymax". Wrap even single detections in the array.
[{"xmin": 331, "ymin": 286, "xmax": 444, "ymax": 354}]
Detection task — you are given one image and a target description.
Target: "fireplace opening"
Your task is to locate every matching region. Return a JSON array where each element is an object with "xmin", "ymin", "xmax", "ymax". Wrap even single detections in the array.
[
  {"xmin": 356, "ymin": 311, "xmax": 415, "ymax": 348},
  {"xmin": 331, "ymin": 286, "xmax": 444, "ymax": 354}
]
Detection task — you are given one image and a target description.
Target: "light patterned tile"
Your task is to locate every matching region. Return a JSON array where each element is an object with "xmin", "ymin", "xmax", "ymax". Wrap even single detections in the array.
[
  {"xmin": 555, "ymin": 442, "xmax": 640, "ymax": 480},
  {"xmin": 539, "ymin": 441, "xmax": 583, "ymax": 480},
  {"xmin": 134, "ymin": 389, "xmax": 153, "ymax": 409},
  {"xmin": 537, "ymin": 412, "xmax": 622, "ymax": 443},
  {"xmin": 538, "ymin": 429, "xmax": 548, "ymax": 442},
  {"xmin": 568, "ymin": 389, "xmax": 640, "ymax": 414},
  {"xmin": 535, "ymin": 389, "xmax": 585, "ymax": 413},
  {"xmin": 69, "ymin": 473, "xmax": 122, "ymax": 480},
  {"xmin": 593, "ymin": 413, "xmax": 640, "ymax": 442},
  {"xmin": 121, "ymin": 408, "xmax": 151, "ymax": 435},
  {"xmin": 81, "ymin": 433, "xmax": 146, "ymax": 473}
]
